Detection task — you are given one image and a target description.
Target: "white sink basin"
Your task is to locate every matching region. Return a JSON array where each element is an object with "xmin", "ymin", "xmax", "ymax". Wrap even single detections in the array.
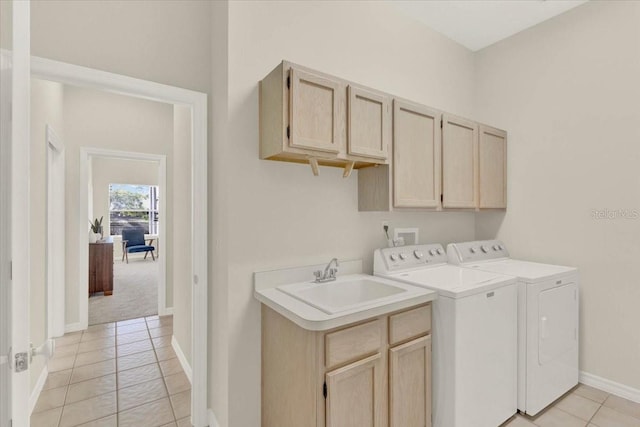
[{"xmin": 278, "ymin": 276, "xmax": 407, "ymax": 314}]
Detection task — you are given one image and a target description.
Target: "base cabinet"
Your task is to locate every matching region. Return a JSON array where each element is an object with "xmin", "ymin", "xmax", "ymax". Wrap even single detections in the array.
[
  {"xmin": 261, "ymin": 303, "xmax": 432, "ymax": 427},
  {"xmin": 389, "ymin": 336, "xmax": 432, "ymax": 427}
]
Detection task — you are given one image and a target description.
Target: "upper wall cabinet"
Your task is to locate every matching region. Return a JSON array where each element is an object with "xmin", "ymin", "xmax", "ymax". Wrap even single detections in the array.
[
  {"xmin": 347, "ymin": 85, "xmax": 391, "ymax": 161},
  {"xmin": 442, "ymin": 114, "xmax": 478, "ymax": 209},
  {"xmin": 393, "ymin": 100, "xmax": 441, "ymax": 209},
  {"xmin": 478, "ymin": 125, "xmax": 507, "ymax": 209},
  {"xmin": 260, "ymin": 60, "xmax": 507, "ymax": 210},
  {"xmin": 289, "ymin": 67, "xmax": 343, "ymax": 154},
  {"xmin": 260, "ymin": 61, "xmax": 389, "ymax": 176}
]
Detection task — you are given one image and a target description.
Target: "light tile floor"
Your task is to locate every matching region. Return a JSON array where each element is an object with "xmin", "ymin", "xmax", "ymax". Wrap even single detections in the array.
[
  {"xmin": 503, "ymin": 383, "xmax": 640, "ymax": 427},
  {"xmin": 31, "ymin": 315, "xmax": 192, "ymax": 427}
]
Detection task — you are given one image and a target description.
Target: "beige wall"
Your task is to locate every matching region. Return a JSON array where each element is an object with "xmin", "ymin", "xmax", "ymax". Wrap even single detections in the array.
[
  {"xmin": 30, "ymin": 79, "xmax": 64, "ymax": 391},
  {"xmin": 225, "ymin": 2, "xmax": 477, "ymax": 424},
  {"xmin": 91, "ymin": 157, "xmax": 159, "ymax": 237},
  {"xmin": 474, "ymin": 1, "xmax": 640, "ymax": 391},
  {"xmin": 172, "ymin": 106, "xmax": 193, "ymax": 365},
  {"xmin": 62, "ymin": 86, "xmax": 175, "ymax": 322}
]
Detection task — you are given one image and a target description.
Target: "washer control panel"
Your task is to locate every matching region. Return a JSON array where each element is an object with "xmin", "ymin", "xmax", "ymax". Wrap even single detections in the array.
[
  {"xmin": 375, "ymin": 244, "xmax": 448, "ymax": 272},
  {"xmin": 446, "ymin": 240, "xmax": 509, "ymax": 264}
]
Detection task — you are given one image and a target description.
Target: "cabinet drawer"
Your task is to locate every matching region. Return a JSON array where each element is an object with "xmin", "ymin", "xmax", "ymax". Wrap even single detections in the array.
[
  {"xmin": 325, "ymin": 319, "xmax": 382, "ymax": 369},
  {"xmin": 389, "ymin": 304, "xmax": 431, "ymax": 346}
]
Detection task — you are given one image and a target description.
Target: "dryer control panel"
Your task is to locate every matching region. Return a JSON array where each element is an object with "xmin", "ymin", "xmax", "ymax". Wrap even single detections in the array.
[
  {"xmin": 374, "ymin": 244, "xmax": 448, "ymax": 273},
  {"xmin": 447, "ymin": 240, "xmax": 510, "ymax": 265}
]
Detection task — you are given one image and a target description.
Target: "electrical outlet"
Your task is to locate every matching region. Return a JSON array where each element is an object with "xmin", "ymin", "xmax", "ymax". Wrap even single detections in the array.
[{"xmin": 381, "ymin": 220, "xmax": 389, "ymax": 229}]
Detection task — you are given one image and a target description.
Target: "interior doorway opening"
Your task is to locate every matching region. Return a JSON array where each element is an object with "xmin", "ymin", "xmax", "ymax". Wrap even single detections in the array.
[{"xmin": 30, "ymin": 57, "xmax": 208, "ymax": 426}]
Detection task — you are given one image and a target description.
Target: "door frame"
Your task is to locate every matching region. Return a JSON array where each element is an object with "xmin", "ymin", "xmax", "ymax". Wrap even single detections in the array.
[
  {"xmin": 1, "ymin": 2, "xmax": 32, "ymax": 426},
  {"xmin": 46, "ymin": 125, "xmax": 66, "ymax": 338},
  {"xmin": 31, "ymin": 56, "xmax": 209, "ymax": 426},
  {"xmin": 79, "ymin": 148, "xmax": 168, "ymax": 321}
]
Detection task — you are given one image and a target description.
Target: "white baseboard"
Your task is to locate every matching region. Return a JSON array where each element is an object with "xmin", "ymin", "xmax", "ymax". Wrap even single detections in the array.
[
  {"xmin": 64, "ymin": 322, "xmax": 83, "ymax": 333},
  {"xmin": 171, "ymin": 335, "xmax": 192, "ymax": 383},
  {"xmin": 160, "ymin": 306, "xmax": 174, "ymax": 316},
  {"xmin": 580, "ymin": 371, "xmax": 640, "ymax": 403},
  {"xmin": 29, "ymin": 366, "xmax": 48, "ymax": 414},
  {"xmin": 208, "ymin": 409, "xmax": 220, "ymax": 427}
]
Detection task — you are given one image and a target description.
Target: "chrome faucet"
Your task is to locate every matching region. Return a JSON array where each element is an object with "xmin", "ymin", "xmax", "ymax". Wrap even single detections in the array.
[{"xmin": 313, "ymin": 258, "xmax": 339, "ymax": 283}]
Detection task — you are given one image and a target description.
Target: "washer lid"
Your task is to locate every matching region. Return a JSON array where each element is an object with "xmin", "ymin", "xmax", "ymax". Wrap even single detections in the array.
[
  {"xmin": 463, "ymin": 259, "xmax": 577, "ymax": 283},
  {"xmin": 381, "ymin": 264, "xmax": 516, "ymax": 298}
]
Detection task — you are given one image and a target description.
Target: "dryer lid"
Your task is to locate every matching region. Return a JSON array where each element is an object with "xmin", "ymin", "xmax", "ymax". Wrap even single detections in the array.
[{"xmin": 463, "ymin": 259, "xmax": 577, "ymax": 283}]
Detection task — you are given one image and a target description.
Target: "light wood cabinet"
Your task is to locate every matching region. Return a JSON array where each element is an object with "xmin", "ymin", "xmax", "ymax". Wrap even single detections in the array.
[
  {"xmin": 289, "ymin": 67, "xmax": 343, "ymax": 154},
  {"xmin": 326, "ymin": 353, "xmax": 384, "ymax": 427},
  {"xmin": 347, "ymin": 85, "xmax": 391, "ymax": 161},
  {"xmin": 260, "ymin": 60, "xmax": 507, "ymax": 210},
  {"xmin": 442, "ymin": 114, "xmax": 478, "ymax": 209},
  {"xmin": 262, "ymin": 303, "xmax": 432, "ymax": 427},
  {"xmin": 389, "ymin": 336, "xmax": 432, "ymax": 427},
  {"xmin": 393, "ymin": 100, "xmax": 442, "ymax": 209},
  {"xmin": 479, "ymin": 125, "xmax": 507, "ymax": 208},
  {"xmin": 260, "ymin": 61, "xmax": 389, "ymax": 175}
]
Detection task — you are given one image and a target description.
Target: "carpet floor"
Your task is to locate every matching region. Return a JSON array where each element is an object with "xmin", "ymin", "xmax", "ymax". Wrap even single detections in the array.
[{"xmin": 89, "ymin": 258, "xmax": 159, "ymax": 325}]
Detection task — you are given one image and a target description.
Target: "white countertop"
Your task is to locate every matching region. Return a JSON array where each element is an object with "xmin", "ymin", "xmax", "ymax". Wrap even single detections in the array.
[{"xmin": 254, "ymin": 260, "xmax": 437, "ymax": 331}]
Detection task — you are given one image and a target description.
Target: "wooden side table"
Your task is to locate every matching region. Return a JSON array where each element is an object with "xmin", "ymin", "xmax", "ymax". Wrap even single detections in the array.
[{"xmin": 89, "ymin": 240, "xmax": 113, "ymax": 296}]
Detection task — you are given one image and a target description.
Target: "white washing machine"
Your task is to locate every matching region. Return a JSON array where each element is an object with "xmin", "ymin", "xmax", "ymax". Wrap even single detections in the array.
[
  {"xmin": 374, "ymin": 244, "xmax": 518, "ymax": 427},
  {"xmin": 447, "ymin": 240, "xmax": 579, "ymax": 416}
]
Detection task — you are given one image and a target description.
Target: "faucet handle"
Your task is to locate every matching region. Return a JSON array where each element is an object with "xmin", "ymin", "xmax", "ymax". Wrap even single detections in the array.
[{"xmin": 313, "ymin": 270, "xmax": 322, "ymax": 281}]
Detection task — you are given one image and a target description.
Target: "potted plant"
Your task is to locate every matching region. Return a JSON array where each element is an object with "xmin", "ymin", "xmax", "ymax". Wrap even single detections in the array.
[{"xmin": 89, "ymin": 216, "xmax": 104, "ymax": 243}]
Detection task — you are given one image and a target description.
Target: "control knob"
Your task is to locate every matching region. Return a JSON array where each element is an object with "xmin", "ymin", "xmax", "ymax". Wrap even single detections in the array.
[
  {"xmin": 429, "ymin": 249, "xmax": 437, "ymax": 256},
  {"xmin": 437, "ymin": 248, "xmax": 444, "ymax": 255},
  {"xmin": 493, "ymin": 245, "xmax": 500, "ymax": 251},
  {"xmin": 389, "ymin": 254, "xmax": 398, "ymax": 261},
  {"xmin": 481, "ymin": 245, "xmax": 489, "ymax": 253},
  {"xmin": 413, "ymin": 250, "xmax": 424, "ymax": 259},
  {"xmin": 470, "ymin": 247, "xmax": 477, "ymax": 254},
  {"xmin": 399, "ymin": 253, "xmax": 408, "ymax": 260}
]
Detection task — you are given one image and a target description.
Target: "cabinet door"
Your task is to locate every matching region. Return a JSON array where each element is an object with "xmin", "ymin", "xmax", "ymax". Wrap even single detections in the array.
[
  {"xmin": 478, "ymin": 125, "xmax": 507, "ymax": 208},
  {"xmin": 326, "ymin": 353, "xmax": 384, "ymax": 427},
  {"xmin": 393, "ymin": 100, "xmax": 441, "ymax": 208},
  {"xmin": 389, "ymin": 335, "xmax": 431, "ymax": 427},
  {"xmin": 289, "ymin": 67, "xmax": 342, "ymax": 154},
  {"xmin": 347, "ymin": 85, "xmax": 390, "ymax": 161},
  {"xmin": 442, "ymin": 115, "xmax": 478, "ymax": 209}
]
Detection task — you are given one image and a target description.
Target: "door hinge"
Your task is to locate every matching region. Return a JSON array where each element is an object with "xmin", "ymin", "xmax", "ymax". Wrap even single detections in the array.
[
  {"xmin": 323, "ymin": 381, "xmax": 327, "ymax": 399},
  {"xmin": 286, "ymin": 75, "xmax": 290, "ymax": 89},
  {"xmin": 286, "ymin": 126, "xmax": 290, "ymax": 139},
  {"xmin": 441, "ymin": 194, "xmax": 444, "ymax": 203},
  {"xmin": 440, "ymin": 119, "xmax": 443, "ymax": 129}
]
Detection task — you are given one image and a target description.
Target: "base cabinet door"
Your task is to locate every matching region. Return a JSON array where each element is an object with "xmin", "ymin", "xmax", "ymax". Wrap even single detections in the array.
[
  {"xmin": 389, "ymin": 335, "xmax": 432, "ymax": 427},
  {"xmin": 326, "ymin": 353, "xmax": 384, "ymax": 427}
]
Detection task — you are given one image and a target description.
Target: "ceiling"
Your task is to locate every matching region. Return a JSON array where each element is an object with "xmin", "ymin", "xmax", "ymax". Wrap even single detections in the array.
[{"xmin": 388, "ymin": 0, "xmax": 588, "ymax": 51}]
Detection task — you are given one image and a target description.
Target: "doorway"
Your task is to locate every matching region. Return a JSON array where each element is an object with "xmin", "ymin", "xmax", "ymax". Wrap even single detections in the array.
[
  {"xmin": 30, "ymin": 57, "xmax": 208, "ymax": 426},
  {"xmin": 83, "ymin": 151, "xmax": 167, "ymax": 326}
]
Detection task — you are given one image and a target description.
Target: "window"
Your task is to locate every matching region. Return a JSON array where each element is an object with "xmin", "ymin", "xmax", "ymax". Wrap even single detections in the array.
[{"xmin": 109, "ymin": 184, "xmax": 159, "ymax": 236}]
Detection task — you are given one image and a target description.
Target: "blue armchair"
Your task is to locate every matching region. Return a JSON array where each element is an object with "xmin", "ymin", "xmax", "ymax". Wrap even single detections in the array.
[{"xmin": 121, "ymin": 228, "xmax": 156, "ymax": 263}]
